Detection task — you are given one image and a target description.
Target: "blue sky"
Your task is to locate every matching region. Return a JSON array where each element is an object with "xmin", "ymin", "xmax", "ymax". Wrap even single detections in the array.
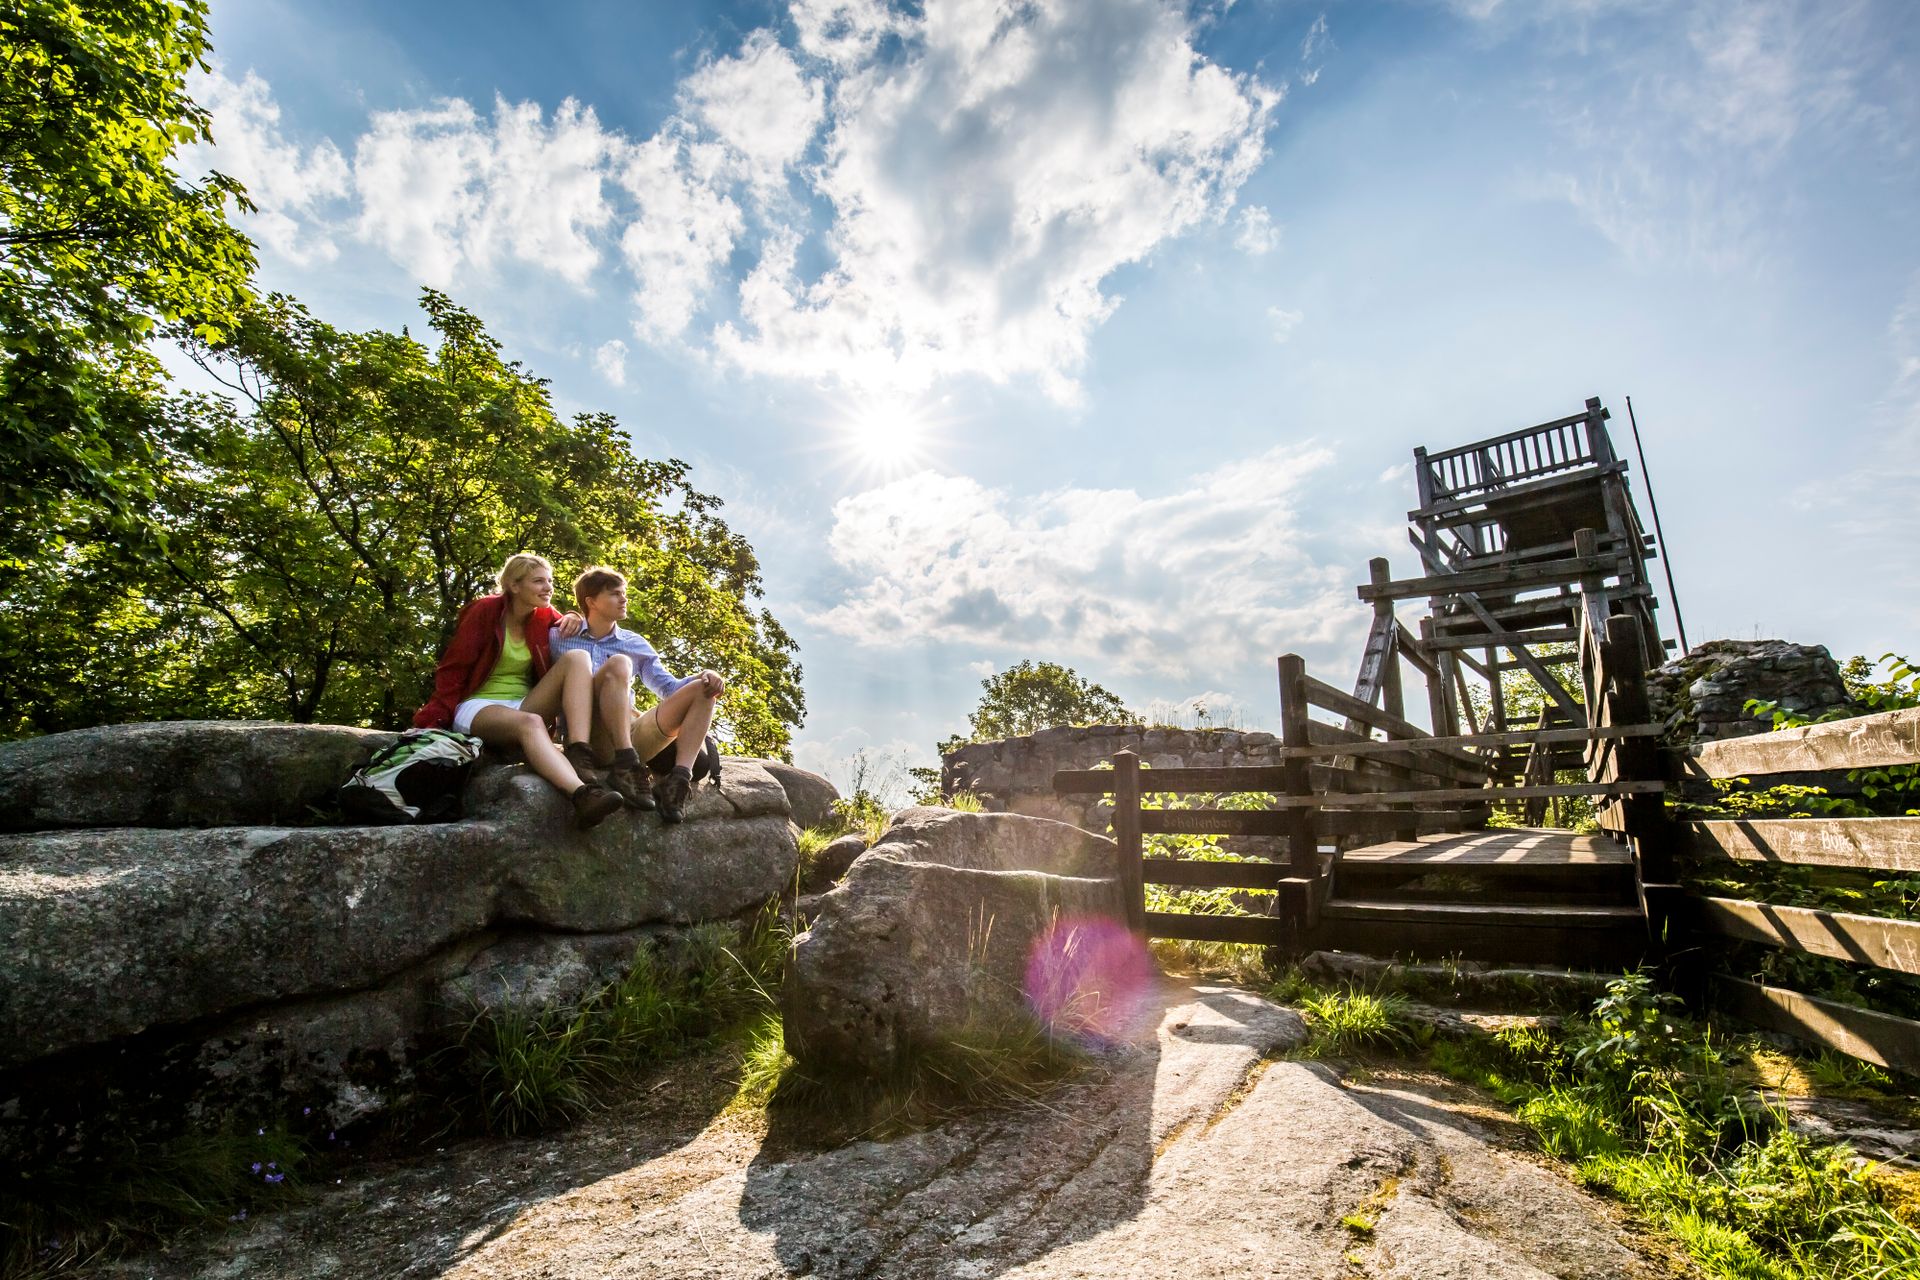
[{"xmin": 181, "ymin": 0, "xmax": 1920, "ymax": 788}]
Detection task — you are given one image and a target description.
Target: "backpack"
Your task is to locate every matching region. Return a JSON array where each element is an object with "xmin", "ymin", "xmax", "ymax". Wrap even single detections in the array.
[
  {"xmin": 647, "ymin": 733, "xmax": 723, "ymax": 786},
  {"xmin": 337, "ymin": 728, "xmax": 484, "ymax": 824}
]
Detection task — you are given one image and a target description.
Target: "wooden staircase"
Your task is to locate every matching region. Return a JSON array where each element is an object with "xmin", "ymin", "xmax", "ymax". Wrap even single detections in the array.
[{"xmin": 1319, "ymin": 829, "xmax": 1648, "ymax": 969}]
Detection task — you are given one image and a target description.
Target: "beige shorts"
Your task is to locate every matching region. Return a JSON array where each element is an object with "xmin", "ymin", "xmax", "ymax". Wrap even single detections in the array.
[{"xmin": 592, "ymin": 705, "xmax": 674, "ymax": 762}]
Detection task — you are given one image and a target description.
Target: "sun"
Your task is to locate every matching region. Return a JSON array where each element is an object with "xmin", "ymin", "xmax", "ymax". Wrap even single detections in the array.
[{"xmin": 837, "ymin": 395, "xmax": 935, "ymax": 475}]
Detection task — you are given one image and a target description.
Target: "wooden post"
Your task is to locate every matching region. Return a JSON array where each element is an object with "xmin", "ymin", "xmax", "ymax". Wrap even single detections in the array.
[
  {"xmin": 1371, "ymin": 560, "xmax": 1407, "ymax": 722},
  {"xmin": 1604, "ymin": 613, "xmax": 1672, "ymax": 879},
  {"xmin": 1586, "ymin": 397, "xmax": 1615, "ymax": 467},
  {"xmin": 1111, "ymin": 750, "xmax": 1146, "ymax": 935},
  {"xmin": 1277, "ymin": 655, "xmax": 1319, "ymax": 881},
  {"xmin": 1420, "ymin": 618, "xmax": 1455, "ymax": 738}
]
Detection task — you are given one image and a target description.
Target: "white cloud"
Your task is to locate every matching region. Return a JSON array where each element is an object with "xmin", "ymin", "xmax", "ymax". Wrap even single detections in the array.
[
  {"xmin": 682, "ymin": 30, "xmax": 825, "ymax": 191},
  {"xmin": 810, "ymin": 445, "xmax": 1359, "ymax": 679},
  {"xmin": 790, "ymin": 0, "xmax": 906, "ymax": 66},
  {"xmin": 353, "ymin": 96, "xmax": 614, "ymax": 287},
  {"xmin": 199, "ymin": 0, "xmax": 1281, "ymax": 400},
  {"xmin": 1234, "ymin": 205, "xmax": 1281, "ymax": 254},
  {"xmin": 615, "ymin": 130, "xmax": 745, "ymax": 340},
  {"xmin": 711, "ymin": 0, "xmax": 1282, "ymax": 402},
  {"xmin": 188, "ymin": 66, "xmax": 351, "ymax": 265},
  {"xmin": 1806, "ymin": 271, "xmax": 1920, "ymax": 558},
  {"xmin": 1267, "ymin": 306, "xmax": 1304, "ymax": 342},
  {"xmin": 1378, "ymin": 461, "xmax": 1413, "ymax": 485},
  {"xmin": 966, "ymin": 659, "xmax": 997, "ymax": 676},
  {"xmin": 1299, "ymin": 13, "xmax": 1332, "ymax": 82},
  {"xmin": 593, "ymin": 338, "xmax": 628, "ymax": 386}
]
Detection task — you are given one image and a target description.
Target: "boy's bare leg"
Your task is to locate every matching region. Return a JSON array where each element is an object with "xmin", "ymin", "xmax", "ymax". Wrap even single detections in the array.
[
  {"xmin": 652, "ymin": 673, "xmax": 724, "ymax": 769},
  {"xmin": 649, "ymin": 672, "xmax": 724, "ymax": 823},
  {"xmin": 587, "ymin": 654, "xmax": 656, "ymax": 809},
  {"xmin": 592, "ymin": 654, "xmax": 636, "ymax": 755}
]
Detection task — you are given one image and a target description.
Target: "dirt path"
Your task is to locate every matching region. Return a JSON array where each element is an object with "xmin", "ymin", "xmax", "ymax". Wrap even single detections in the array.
[{"xmin": 91, "ymin": 982, "xmax": 1685, "ymax": 1280}]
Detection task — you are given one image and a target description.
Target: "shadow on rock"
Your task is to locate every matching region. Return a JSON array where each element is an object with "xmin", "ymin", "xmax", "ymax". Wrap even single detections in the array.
[{"xmin": 738, "ymin": 1023, "xmax": 1162, "ymax": 1278}]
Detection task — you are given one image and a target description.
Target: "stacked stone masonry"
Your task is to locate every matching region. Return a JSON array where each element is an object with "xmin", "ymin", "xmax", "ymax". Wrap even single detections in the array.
[
  {"xmin": 942, "ymin": 725, "xmax": 1286, "ymax": 856},
  {"xmin": 1646, "ymin": 640, "xmax": 1855, "ymax": 744}
]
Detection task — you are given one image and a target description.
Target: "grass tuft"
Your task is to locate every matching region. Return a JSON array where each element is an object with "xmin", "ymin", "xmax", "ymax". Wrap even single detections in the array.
[
  {"xmin": 1287, "ymin": 984, "xmax": 1414, "ymax": 1058},
  {"xmin": 454, "ymin": 907, "xmax": 792, "ymax": 1137},
  {"xmin": 2, "ymin": 1124, "xmax": 309, "ymax": 1279}
]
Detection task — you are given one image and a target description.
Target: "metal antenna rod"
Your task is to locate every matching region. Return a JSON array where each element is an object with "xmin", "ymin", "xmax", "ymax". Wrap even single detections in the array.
[{"xmin": 1625, "ymin": 395, "xmax": 1689, "ymax": 655}]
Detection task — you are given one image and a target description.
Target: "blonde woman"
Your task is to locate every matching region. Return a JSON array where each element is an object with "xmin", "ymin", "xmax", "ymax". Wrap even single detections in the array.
[{"xmin": 415, "ymin": 553, "xmax": 624, "ymax": 828}]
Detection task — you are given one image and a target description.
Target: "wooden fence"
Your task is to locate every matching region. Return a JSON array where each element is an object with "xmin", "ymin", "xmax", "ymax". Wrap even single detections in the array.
[
  {"xmin": 1050, "ymin": 650, "xmax": 1677, "ymax": 948},
  {"xmin": 1677, "ymin": 707, "xmax": 1920, "ymax": 1073}
]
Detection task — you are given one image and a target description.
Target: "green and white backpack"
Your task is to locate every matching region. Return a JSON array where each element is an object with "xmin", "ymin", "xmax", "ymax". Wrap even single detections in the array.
[{"xmin": 337, "ymin": 728, "xmax": 483, "ymax": 824}]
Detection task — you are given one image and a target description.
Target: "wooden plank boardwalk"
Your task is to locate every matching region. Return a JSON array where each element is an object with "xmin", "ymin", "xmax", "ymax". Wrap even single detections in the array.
[{"xmin": 1339, "ymin": 828, "xmax": 1632, "ymax": 868}]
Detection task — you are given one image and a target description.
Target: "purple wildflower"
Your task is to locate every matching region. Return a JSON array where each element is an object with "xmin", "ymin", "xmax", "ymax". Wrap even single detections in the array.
[{"xmin": 264, "ymin": 1172, "xmax": 285, "ymax": 1185}]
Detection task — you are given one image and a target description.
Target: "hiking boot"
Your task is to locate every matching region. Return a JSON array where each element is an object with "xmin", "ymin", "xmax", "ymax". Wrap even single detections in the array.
[
  {"xmin": 654, "ymin": 767, "xmax": 693, "ymax": 825},
  {"xmin": 570, "ymin": 783, "xmax": 624, "ymax": 830},
  {"xmin": 609, "ymin": 760, "xmax": 657, "ymax": 810},
  {"xmin": 563, "ymin": 741, "xmax": 604, "ymax": 782}
]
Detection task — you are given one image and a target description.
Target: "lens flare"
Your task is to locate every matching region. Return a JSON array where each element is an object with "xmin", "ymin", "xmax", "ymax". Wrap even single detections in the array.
[{"xmin": 1024, "ymin": 915, "xmax": 1155, "ymax": 1044}]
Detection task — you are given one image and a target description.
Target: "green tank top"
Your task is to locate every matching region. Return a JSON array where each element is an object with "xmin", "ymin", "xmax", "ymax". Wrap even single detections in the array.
[{"xmin": 472, "ymin": 631, "xmax": 533, "ymax": 701}]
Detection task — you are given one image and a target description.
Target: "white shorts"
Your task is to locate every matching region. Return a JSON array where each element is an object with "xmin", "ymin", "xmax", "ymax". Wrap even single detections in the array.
[{"xmin": 453, "ymin": 696, "xmax": 523, "ymax": 735}]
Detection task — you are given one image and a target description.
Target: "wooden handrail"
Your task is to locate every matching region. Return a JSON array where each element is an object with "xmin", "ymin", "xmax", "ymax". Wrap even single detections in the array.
[{"xmin": 1682, "ymin": 707, "xmax": 1920, "ymax": 778}]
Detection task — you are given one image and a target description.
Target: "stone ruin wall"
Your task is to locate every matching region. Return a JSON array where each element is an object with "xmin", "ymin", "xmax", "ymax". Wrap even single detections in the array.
[
  {"xmin": 941, "ymin": 725, "xmax": 1287, "ymax": 854},
  {"xmin": 1646, "ymin": 639, "xmax": 1854, "ymax": 743}
]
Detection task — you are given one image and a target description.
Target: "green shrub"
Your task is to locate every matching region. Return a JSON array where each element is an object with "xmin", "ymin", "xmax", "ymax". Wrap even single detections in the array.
[{"xmin": 1425, "ymin": 973, "xmax": 1920, "ymax": 1280}]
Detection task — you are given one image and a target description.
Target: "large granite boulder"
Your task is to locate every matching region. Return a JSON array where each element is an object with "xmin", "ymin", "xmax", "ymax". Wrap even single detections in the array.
[
  {"xmin": 784, "ymin": 808, "xmax": 1134, "ymax": 1075},
  {"xmin": 752, "ymin": 759, "xmax": 841, "ymax": 830},
  {"xmin": 0, "ymin": 720, "xmax": 398, "ymax": 830},
  {"xmin": 0, "ymin": 723, "xmax": 800, "ymax": 1152}
]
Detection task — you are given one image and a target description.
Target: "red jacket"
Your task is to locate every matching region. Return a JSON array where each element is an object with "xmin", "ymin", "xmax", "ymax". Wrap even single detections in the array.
[{"xmin": 414, "ymin": 595, "xmax": 562, "ymax": 730}]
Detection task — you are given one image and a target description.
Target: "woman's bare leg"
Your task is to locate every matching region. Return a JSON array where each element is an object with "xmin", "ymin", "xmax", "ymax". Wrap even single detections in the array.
[
  {"xmin": 470, "ymin": 706, "xmax": 584, "ymax": 795},
  {"xmin": 521, "ymin": 649, "xmax": 596, "ymax": 750}
]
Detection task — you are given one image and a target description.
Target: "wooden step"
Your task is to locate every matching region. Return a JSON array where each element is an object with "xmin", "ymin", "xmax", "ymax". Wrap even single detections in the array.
[
  {"xmin": 1335, "ymin": 859, "xmax": 1634, "ymax": 901},
  {"xmin": 1322, "ymin": 901, "xmax": 1643, "ymax": 926},
  {"xmin": 1310, "ymin": 900, "xmax": 1648, "ymax": 968}
]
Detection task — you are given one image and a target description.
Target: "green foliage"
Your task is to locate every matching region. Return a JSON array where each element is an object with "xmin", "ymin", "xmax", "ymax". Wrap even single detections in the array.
[
  {"xmin": 1742, "ymin": 654, "xmax": 1920, "ymax": 819},
  {"xmin": 1, "ymin": 292, "xmax": 804, "ymax": 752},
  {"xmin": 964, "ymin": 659, "xmax": 1136, "ymax": 742},
  {"xmin": 1425, "ymin": 974, "xmax": 1920, "ymax": 1280},
  {"xmin": 823, "ymin": 749, "xmax": 899, "ymax": 843},
  {"xmin": 1, "ymin": 0, "xmax": 255, "ymax": 536}
]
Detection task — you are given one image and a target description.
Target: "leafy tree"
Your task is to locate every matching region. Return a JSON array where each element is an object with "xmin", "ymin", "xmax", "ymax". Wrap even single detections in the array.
[
  {"xmin": 965, "ymin": 660, "xmax": 1135, "ymax": 741},
  {"xmin": 1, "ymin": 0, "xmax": 255, "ymax": 534},
  {"xmin": 1, "ymin": 292, "xmax": 806, "ymax": 757}
]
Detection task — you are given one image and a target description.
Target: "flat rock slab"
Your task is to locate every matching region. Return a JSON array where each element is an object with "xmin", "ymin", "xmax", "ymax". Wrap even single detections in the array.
[
  {"xmin": 1, "ymin": 763, "xmax": 796, "ymax": 1066},
  {"xmin": 97, "ymin": 983, "xmax": 1679, "ymax": 1280}
]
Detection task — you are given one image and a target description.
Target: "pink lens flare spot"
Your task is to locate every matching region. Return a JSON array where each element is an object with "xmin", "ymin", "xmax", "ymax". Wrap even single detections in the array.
[{"xmin": 1024, "ymin": 915, "xmax": 1155, "ymax": 1043}]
